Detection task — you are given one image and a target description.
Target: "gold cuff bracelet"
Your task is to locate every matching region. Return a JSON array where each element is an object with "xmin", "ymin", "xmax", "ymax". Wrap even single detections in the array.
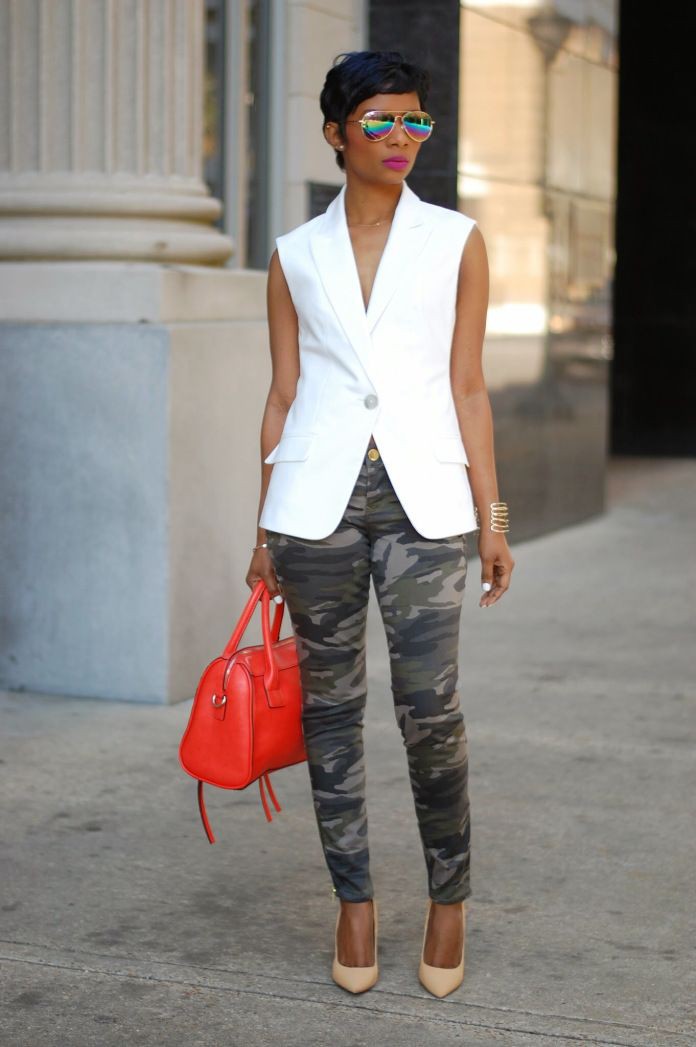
[{"xmin": 474, "ymin": 501, "xmax": 510, "ymax": 533}]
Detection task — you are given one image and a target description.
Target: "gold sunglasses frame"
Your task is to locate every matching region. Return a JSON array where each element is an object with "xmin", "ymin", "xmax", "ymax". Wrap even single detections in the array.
[{"xmin": 344, "ymin": 109, "xmax": 436, "ymax": 143}]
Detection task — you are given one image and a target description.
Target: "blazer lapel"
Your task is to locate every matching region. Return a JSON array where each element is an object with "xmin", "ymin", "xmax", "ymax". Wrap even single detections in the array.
[{"xmin": 309, "ymin": 179, "xmax": 435, "ymax": 383}]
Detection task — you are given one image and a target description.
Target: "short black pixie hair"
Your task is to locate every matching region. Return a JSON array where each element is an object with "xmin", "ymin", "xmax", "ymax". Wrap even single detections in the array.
[{"xmin": 320, "ymin": 50, "xmax": 431, "ymax": 171}]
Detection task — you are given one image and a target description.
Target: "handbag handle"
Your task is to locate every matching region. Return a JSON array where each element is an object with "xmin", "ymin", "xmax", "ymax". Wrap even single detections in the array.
[
  {"xmin": 221, "ymin": 579, "xmax": 282, "ymax": 657},
  {"xmin": 221, "ymin": 579, "xmax": 288, "ymax": 703}
]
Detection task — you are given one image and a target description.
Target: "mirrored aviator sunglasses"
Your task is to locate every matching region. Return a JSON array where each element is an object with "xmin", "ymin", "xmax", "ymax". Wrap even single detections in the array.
[{"xmin": 346, "ymin": 109, "xmax": 435, "ymax": 143}]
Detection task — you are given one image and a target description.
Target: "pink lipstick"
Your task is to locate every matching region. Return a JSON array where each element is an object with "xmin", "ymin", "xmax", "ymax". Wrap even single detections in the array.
[{"xmin": 382, "ymin": 157, "xmax": 409, "ymax": 170}]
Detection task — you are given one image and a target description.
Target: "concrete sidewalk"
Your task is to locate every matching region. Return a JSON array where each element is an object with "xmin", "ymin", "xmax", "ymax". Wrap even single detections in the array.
[{"xmin": 1, "ymin": 456, "xmax": 695, "ymax": 1047}]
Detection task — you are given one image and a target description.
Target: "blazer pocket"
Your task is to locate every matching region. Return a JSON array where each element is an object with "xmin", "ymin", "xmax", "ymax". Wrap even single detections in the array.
[
  {"xmin": 433, "ymin": 434, "xmax": 469, "ymax": 465},
  {"xmin": 264, "ymin": 433, "xmax": 315, "ymax": 464}
]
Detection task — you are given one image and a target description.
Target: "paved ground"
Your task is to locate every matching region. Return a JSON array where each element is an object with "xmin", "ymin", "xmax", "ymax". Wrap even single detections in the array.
[{"xmin": 1, "ymin": 456, "xmax": 695, "ymax": 1047}]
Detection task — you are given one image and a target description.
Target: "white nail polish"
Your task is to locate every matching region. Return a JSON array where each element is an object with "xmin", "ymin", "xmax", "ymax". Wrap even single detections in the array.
[{"xmin": 273, "ymin": 594, "xmax": 284, "ymax": 604}]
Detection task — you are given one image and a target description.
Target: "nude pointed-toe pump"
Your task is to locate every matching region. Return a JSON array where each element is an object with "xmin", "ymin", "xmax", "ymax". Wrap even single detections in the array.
[
  {"xmin": 418, "ymin": 899, "xmax": 466, "ymax": 998},
  {"xmin": 332, "ymin": 898, "xmax": 379, "ymax": 994}
]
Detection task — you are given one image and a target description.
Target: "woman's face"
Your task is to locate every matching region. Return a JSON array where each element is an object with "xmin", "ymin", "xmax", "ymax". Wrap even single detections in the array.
[{"xmin": 329, "ymin": 92, "xmax": 426, "ymax": 182}]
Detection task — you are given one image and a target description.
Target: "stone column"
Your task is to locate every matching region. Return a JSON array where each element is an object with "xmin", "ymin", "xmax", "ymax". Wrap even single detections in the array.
[
  {"xmin": 0, "ymin": 0, "xmax": 270, "ymax": 707},
  {"xmin": 0, "ymin": 0, "xmax": 232, "ymax": 262}
]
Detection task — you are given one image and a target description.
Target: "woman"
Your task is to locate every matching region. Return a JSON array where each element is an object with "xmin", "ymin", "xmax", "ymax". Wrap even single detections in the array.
[{"xmin": 247, "ymin": 50, "xmax": 514, "ymax": 997}]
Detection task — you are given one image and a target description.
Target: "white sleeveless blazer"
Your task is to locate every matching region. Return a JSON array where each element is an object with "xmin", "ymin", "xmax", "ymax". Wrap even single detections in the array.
[{"xmin": 259, "ymin": 179, "xmax": 479, "ymax": 540}]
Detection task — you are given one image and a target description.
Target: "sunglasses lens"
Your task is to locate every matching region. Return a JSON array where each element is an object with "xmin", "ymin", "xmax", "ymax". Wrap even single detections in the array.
[
  {"xmin": 360, "ymin": 111, "xmax": 434, "ymax": 142},
  {"xmin": 362, "ymin": 114, "xmax": 395, "ymax": 141},
  {"xmin": 403, "ymin": 112, "xmax": 433, "ymax": 142}
]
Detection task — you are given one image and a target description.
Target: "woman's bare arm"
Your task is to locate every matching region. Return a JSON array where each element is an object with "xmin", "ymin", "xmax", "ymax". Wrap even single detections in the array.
[
  {"xmin": 450, "ymin": 225, "xmax": 515, "ymax": 607},
  {"xmin": 247, "ymin": 248, "xmax": 300, "ymax": 593}
]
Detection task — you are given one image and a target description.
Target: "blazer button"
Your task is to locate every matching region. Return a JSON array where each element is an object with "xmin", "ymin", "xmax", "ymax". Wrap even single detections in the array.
[{"xmin": 364, "ymin": 393, "xmax": 378, "ymax": 409}]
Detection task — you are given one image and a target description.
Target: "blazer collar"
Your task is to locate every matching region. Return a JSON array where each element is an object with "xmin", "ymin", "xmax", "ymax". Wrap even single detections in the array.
[{"xmin": 309, "ymin": 179, "xmax": 434, "ymax": 383}]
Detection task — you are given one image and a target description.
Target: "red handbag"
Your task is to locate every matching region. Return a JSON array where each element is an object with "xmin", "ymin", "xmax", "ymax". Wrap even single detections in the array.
[{"xmin": 178, "ymin": 578, "xmax": 306, "ymax": 843}]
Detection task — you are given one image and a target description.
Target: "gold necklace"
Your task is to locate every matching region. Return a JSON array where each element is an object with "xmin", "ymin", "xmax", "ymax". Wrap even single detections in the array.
[{"xmin": 346, "ymin": 214, "xmax": 394, "ymax": 228}]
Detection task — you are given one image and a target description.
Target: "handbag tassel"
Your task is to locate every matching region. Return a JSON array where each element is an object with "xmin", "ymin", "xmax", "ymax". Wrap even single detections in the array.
[
  {"xmin": 197, "ymin": 780, "xmax": 216, "ymax": 845},
  {"xmin": 259, "ymin": 771, "xmax": 283, "ymax": 821},
  {"xmin": 196, "ymin": 772, "xmax": 283, "ymax": 842}
]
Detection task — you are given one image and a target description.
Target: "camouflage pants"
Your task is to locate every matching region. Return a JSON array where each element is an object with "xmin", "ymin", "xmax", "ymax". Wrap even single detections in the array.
[{"xmin": 265, "ymin": 438, "xmax": 471, "ymax": 904}]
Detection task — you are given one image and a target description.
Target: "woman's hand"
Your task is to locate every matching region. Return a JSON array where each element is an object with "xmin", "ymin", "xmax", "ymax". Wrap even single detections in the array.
[
  {"xmin": 245, "ymin": 546, "xmax": 283, "ymax": 601},
  {"xmin": 478, "ymin": 532, "xmax": 515, "ymax": 608}
]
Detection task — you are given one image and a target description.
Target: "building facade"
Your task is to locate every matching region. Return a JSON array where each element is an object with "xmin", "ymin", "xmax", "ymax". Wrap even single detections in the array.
[{"xmin": 0, "ymin": 1, "xmax": 618, "ymax": 702}]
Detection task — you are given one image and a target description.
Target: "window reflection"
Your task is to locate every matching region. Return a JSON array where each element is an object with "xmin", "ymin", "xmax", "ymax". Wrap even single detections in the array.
[
  {"xmin": 459, "ymin": 2, "xmax": 618, "ymax": 533},
  {"xmin": 459, "ymin": 3, "xmax": 617, "ymax": 378}
]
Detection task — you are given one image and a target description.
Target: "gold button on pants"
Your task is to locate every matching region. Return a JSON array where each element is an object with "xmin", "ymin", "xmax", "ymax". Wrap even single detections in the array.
[{"xmin": 367, "ymin": 447, "xmax": 380, "ymax": 461}]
